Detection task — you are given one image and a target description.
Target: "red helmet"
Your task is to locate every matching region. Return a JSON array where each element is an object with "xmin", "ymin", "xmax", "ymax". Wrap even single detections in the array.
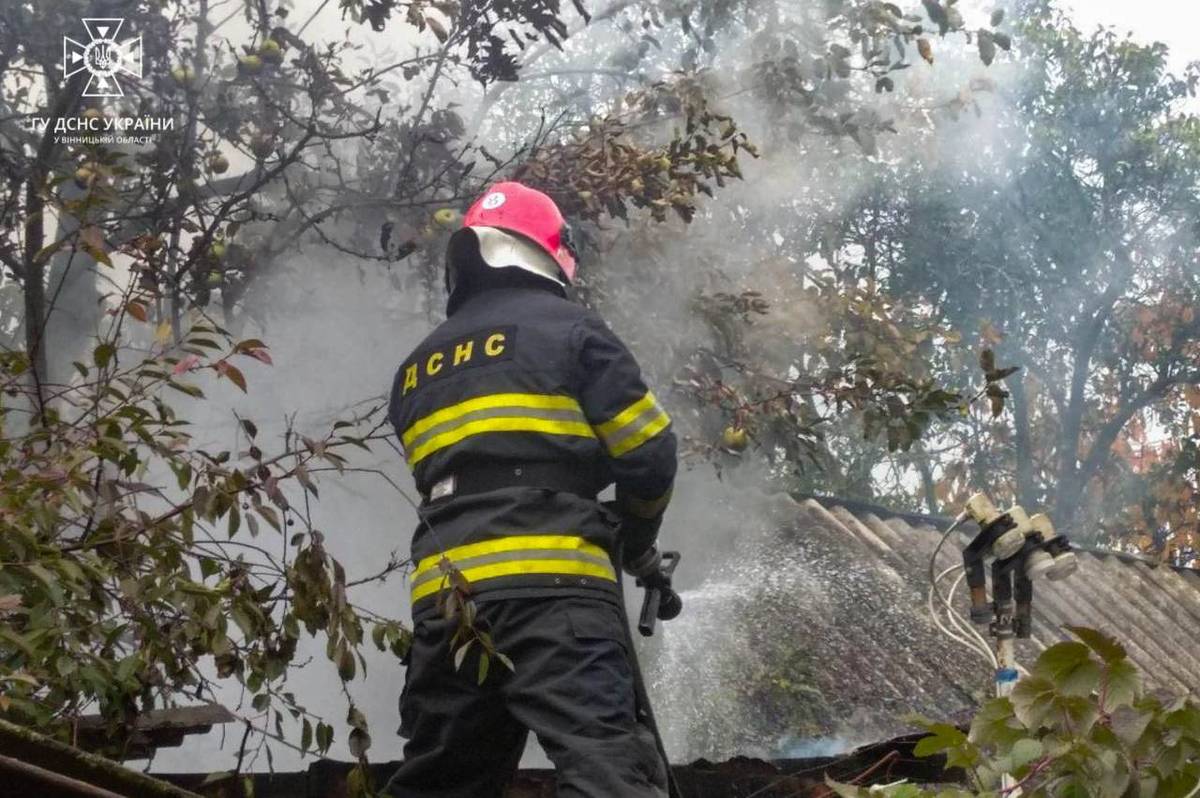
[{"xmin": 458, "ymin": 181, "xmax": 577, "ymax": 284}]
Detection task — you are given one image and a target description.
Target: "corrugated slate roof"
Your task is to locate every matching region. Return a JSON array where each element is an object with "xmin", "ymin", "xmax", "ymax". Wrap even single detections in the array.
[{"xmin": 802, "ymin": 495, "xmax": 1200, "ymax": 715}]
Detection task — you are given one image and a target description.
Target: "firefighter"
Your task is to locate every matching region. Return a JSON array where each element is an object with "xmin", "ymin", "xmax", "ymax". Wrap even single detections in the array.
[{"xmin": 384, "ymin": 181, "xmax": 677, "ymax": 798}]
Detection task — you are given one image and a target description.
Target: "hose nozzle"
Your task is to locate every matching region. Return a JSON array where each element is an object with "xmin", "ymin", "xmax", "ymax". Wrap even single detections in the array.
[{"xmin": 637, "ymin": 550, "xmax": 681, "ymax": 637}]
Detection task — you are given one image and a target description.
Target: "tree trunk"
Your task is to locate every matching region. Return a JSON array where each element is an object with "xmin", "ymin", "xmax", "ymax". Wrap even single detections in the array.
[
  {"xmin": 909, "ymin": 443, "xmax": 940, "ymax": 515},
  {"xmin": 1010, "ymin": 372, "xmax": 1036, "ymax": 508},
  {"xmin": 21, "ymin": 204, "xmax": 47, "ymax": 387},
  {"xmin": 21, "ymin": 69, "xmax": 85, "ymax": 402}
]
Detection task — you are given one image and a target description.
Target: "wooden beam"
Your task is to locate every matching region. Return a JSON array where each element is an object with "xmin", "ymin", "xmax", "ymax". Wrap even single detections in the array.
[
  {"xmin": 76, "ymin": 703, "xmax": 236, "ymax": 733},
  {"xmin": 0, "ymin": 718, "xmax": 201, "ymax": 798},
  {"xmin": 0, "ymin": 753, "xmax": 130, "ymax": 798}
]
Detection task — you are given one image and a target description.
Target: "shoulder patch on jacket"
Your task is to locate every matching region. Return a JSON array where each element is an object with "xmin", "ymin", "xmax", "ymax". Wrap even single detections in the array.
[{"xmin": 400, "ymin": 326, "xmax": 515, "ymax": 397}]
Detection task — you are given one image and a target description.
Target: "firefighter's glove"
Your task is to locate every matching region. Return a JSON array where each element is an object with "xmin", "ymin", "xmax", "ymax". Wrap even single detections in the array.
[
  {"xmin": 601, "ymin": 500, "xmax": 661, "ymax": 571},
  {"xmin": 624, "ymin": 546, "xmax": 662, "ymax": 581},
  {"xmin": 619, "ymin": 514, "xmax": 661, "ymax": 566}
]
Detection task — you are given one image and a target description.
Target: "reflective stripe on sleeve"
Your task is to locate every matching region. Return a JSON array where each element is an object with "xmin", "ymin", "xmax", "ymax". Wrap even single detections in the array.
[
  {"xmin": 594, "ymin": 391, "xmax": 671, "ymax": 457},
  {"xmin": 401, "ymin": 393, "xmax": 596, "ymax": 465},
  {"xmin": 410, "ymin": 534, "xmax": 617, "ymax": 602}
]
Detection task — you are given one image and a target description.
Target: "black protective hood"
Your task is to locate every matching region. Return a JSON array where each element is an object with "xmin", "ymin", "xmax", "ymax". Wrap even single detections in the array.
[{"xmin": 444, "ymin": 228, "xmax": 567, "ymax": 316}]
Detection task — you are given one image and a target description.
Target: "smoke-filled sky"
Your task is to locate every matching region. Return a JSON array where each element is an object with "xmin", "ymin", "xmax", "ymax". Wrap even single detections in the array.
[
  {"xmin": 1069, "ymin": 0, "xmax": 1199, "ymax": 72},
  {"xmin": 293, "ymin": 0, "xmax": 1200, "ymax": 70}
]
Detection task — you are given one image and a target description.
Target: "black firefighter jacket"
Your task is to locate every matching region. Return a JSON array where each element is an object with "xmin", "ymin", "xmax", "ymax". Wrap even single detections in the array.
[{"xmin": 389, "ymin": 285, "xmax": 677, "ymax": 620}]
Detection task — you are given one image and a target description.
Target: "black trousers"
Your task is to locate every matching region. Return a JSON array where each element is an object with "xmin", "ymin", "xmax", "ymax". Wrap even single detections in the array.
[{"xmin": 383, "ymin": 596, "xmax": 668, "ymax": 798}]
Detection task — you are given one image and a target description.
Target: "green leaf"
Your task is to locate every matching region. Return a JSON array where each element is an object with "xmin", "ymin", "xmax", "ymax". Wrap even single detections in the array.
[
  {"xmin": 822, "ymin": 778, "xmax": 871, "ymax": 798},
  {"xmin": 1011, "ymin": 675, "xmax": 1057, "ymax": 729},
  {"xmin": 167, "ymin": 379, "xmax": 205, "ymax": 398},
  {"xmin": 93, "ymin": 343, "xmax": 116, "ymax": 368},
  {"xmin": 1052, "ymin": 694, "xmax": 1100, "ymax": 737},
  {"xmin": 3, "ymin": 671, "xmax": 41, "ymax": 688},
  {"xmin": 82, "ymin": 242, "xmax": 112, "ymax": 267},
  {"xmin": 1059, "ymin": 658, "xmax": 1102, "ymax": 697},
  {"xmin": 1159, "ymin": 746, "xmax": 1188, "ymax": 779},
  {"xmin": 115, "ymin": 654, "xmax": 140, "ymax": 685},
  {"xmin": 1103, "ymin": 659, "xmax": 1141, "ymax": 710},
  {"xmin": 913, "ymin": 722, "xmax": 967, "ymax": 757},
  {"xmin": 1035, "ymin": 642, "xmax": 1099, "ymax": 696},
  {"xmin": 255, "ymin": 505, "xmax": 280, "ymax": 532},
  {"xmin": 340, "ymin": 765, "xmax": 366, "ymax": 798},
  {"xmin": 301, "ymin": 719, "xmax": 313, "ymax": 754},
  {"xmin": 174, "ymin": 461, "xmax": 193, "ymax": 491},
  {"xmin": 1067, "ymin": 627, "xmax": 1127, "ymax": 664},
  {"xmin": 1111, "ymin": 704, "xmax": 1155, "ymax": 746},
  {"xmin": 33, "ymin": 238, "xmax": 66, "ymax": 265},
  {"xmin": 181, "ymin": 509, "xmax": 195, "ymax": 545},
  {"xmin": 316, "ymin": 722, "xmax": 334, "ymax": 754},
  {"xmin": 1010, "ymin": 737, "xmax": 1043, "ymax": 770},
  {"xmin": 337, "ymin": 645, "xmax": 356, "ymax": 681},
  {"xmin": 969, "ymin": 697, "xmax": 1024, "ymax": 748},
  {"xmin": 391, "ymin": 630, "xmax": 413, "ymax": 660},
  {"xmin": 247, "ymin": 671, "xmax": 263, "ymax": 698},
  {"xmin": 25, "ymin": 563, "xmax": 65, "ymax": 605},
  {"xmin": 1164, "ymin": 705, "xmax": 1200, "ymax": 742},
  {"xmin": 227, "ymin": 504, "xmax": 241, "ymax": 538},
  {"xmin": 477, "ymin": 652, "xmax": 490, "ymax": 685},
  {"xmin": 454, "ymin": 639, "xmax": 472, "ymax": 672},
  {"xmin": 231, "ymin": 606, "xmax": 256, "ymax": 637},
  {"xmin": 885, "ymin": 787, "xmax": 927, "ymax": 798}
]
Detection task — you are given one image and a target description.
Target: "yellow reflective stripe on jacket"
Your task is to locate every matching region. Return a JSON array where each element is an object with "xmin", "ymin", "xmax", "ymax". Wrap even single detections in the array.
[
  {"xmin": 594, "ymin": 391, "xmax": 671, "ymax": 457},
  {"xmin": 407, "ymin": 417, "xmax": 594, "ymax": 466},
  {"xmin": 412, "ymin": 534, "xmax": 610, "ymax": 577},
  {"xmin": 409, "ymin": 534, "xmax": 616, "ymax": 603},
  {"xmin": 403, "ymin": 393, "xmax": 584, "ymax": 446},
  {"xmin": 401, "ymin": 393, "xmax": 596, "ymax": 465},
  {"xmin": 411, "ymin": 560, "xmax": 617, "ymax": 602}
]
